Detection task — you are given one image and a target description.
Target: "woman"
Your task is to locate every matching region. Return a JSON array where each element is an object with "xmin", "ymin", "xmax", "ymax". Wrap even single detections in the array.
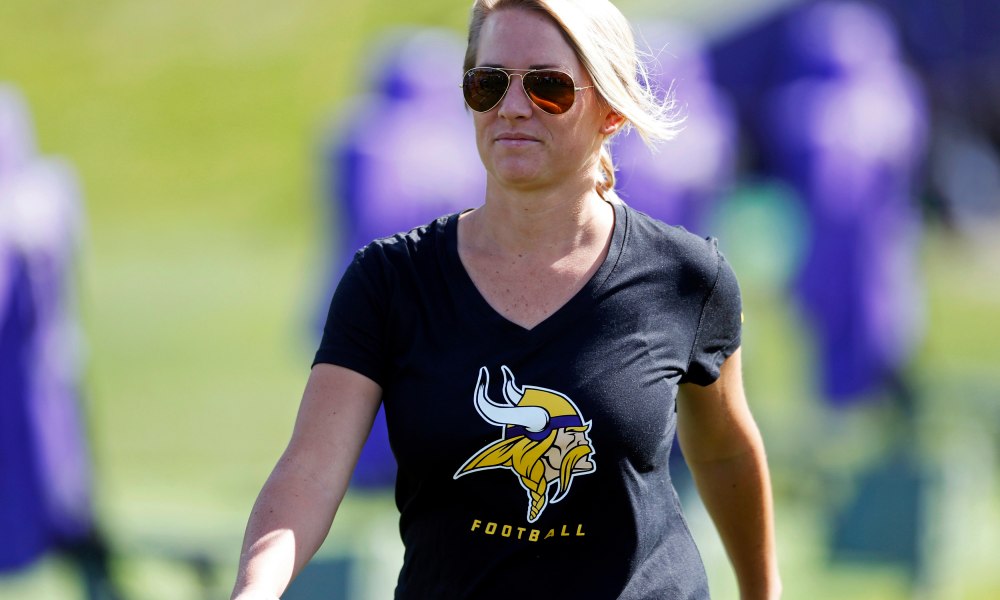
[{"xmin": 232, "ymin": 1, "xmax": 780, "ymax": 598}]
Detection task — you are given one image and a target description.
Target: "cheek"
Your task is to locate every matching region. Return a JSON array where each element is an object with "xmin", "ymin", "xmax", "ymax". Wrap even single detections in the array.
[
  {"xmin": 557, "ymin": 113, "xmax": 601, "ymax": 150},
  {"xmin": 572, "ymin": 101, "xmax": 610, "ymax": 143},
  {"xmin": 472, "ymin": 115, "xmax": 492, "ymax": 158},
  {"xmin": 472, "ymin": 114, "xmax": 486, "ymax": 139},
  {"xmin": 474, "ymin": 112, "xmax": 501, "ymax": 136}
]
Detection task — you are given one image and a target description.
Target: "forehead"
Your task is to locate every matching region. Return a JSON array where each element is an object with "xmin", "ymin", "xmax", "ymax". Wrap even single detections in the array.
[{"xmin": 476, "ymin": 8, "xmax": 582, "ymax": 73}]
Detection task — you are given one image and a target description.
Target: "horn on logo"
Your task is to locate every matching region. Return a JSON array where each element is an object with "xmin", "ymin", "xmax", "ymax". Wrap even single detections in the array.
[
  {"xmin": 501, "ymin": 365, "xmax": 523, "ymax": 404},
  {"xmin": 473, "ymin": 366, "xmax": 549, "ymax": 433}
]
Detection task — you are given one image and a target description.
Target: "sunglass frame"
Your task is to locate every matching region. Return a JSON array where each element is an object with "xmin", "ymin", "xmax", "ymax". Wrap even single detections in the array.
[{"xmin": 461, "ymin": 67, "xmax": 594, "ymax": 115}]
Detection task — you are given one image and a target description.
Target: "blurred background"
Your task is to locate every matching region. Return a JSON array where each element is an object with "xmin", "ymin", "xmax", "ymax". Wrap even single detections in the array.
[{"xmin": 1, "ymin": 0, "xmax": 999, "ymax": 598}]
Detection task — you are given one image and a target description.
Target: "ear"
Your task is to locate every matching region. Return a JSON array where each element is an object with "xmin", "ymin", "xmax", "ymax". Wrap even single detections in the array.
[{"xmin": 599, "ymin": 110, "xmax": 626, "ymax": 136}]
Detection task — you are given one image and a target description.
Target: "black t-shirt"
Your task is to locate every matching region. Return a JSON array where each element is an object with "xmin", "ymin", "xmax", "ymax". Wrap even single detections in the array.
[{"xmin": 314, "ymin": 201, "xmax": 742, "ymax": 599}]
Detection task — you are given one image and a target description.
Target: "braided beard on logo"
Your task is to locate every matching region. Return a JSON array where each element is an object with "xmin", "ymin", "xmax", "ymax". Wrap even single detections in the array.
[
  {"xmin": 520, "ymin": 443, "xmax": 594, "ymax": 520},
  {"xmin": 521, "ymin": 460, "xmax": 550, "ymax": 522}
]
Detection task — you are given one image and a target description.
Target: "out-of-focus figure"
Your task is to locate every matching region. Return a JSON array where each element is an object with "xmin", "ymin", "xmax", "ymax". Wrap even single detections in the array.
[
  {"xmin": 710, "ymin": 1, "xmax": 932, "ymax": 583},
  {"xmin": 317, "ymin": 29, "xmax": 484, "ymax": 489},
  {"xmin": 712, "ymin": 2, "xmax": 928, "ymax": 405},
  {"xmin": 613, "ymin": 21, "xmax": 738, "ymax": 236},
  {"xmin": 762, "ymin": 1, "xmax": 928, "ymax": 403},
  {"xmin": 0, "ymin": 83, "xmax": 118, "ymax": 599},
  {"xmin": 763, "ymin": 7, "xmax": 931, "ymax": 574}
]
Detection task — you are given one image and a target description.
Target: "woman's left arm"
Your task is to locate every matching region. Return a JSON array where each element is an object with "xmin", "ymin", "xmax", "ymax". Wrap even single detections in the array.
[{"xmin": 677, "ymin": 347, "xmax": 781, "ymax": 600}]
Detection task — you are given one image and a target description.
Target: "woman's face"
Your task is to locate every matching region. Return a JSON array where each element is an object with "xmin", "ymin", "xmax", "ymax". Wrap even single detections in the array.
[{"xmin": 472, "ymin": 8, "xmax": 613, "ymax": 193}]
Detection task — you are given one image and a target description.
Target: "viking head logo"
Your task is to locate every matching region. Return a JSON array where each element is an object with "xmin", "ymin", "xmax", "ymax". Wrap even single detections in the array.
[{"xmin": 454, "ymin": 366, "xmax": 596, "ymax": 523}]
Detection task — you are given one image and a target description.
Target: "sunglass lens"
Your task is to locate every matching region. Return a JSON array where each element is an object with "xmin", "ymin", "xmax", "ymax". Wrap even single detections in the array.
[
  {"xmin": 524, "ymin": 70, "xmax": 576, "ymax": 114},
  {"xmin": 464, "ymin": 69, "xmax": 509, "ymax": 112}
]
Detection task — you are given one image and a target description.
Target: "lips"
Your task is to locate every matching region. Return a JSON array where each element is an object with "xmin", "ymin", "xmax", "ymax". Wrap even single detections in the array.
[{"xmin": 495, "ymin": 132, "xmax": 541, "ymax": 145}]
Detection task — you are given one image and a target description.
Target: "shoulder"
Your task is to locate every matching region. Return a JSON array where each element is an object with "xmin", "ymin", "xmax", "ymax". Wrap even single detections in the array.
[
  {"xmin": 620, "ymin": 203, "xmax": 725, "ymax": 289},
  {"xmin": 351, "ymin": 212, "xmax": 456, "ymax": 276}
]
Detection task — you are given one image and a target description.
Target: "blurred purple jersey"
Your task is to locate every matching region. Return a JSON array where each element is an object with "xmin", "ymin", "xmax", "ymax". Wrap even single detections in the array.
[
  {"xmin": 0, "ymin": 84, "xmax": 91, "ymax": 571},
  {"xmin": 763, "ymin": 3, "xmax": 928, "ymax": 402}
]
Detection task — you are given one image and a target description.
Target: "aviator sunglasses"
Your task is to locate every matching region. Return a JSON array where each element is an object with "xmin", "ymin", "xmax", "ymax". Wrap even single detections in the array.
[{"xmin": 461, "ymin": 67, "xmax": 594, "ymax": 115}]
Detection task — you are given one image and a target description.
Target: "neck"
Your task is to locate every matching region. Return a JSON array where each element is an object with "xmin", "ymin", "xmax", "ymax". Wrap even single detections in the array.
[{"xmin": 464, "ymin": 179, "xmax": 612, "ymax": 258}]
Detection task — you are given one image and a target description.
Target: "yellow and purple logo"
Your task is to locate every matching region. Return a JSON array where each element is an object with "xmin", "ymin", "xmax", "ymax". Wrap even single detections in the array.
[{"xmin": 454, "ymin": 366, "xmax": 596, "ymax": 523}]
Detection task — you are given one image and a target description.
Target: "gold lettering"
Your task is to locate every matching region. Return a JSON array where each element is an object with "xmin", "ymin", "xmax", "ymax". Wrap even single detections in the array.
[{"xmin": 471, "ymin": 520, "xmax": 587, "ymax": 542}]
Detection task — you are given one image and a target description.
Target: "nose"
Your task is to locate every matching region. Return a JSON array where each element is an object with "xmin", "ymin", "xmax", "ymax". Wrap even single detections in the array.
[{"xmin": 496, "ymin": 73, "xmax": 533, "ymax": 120}]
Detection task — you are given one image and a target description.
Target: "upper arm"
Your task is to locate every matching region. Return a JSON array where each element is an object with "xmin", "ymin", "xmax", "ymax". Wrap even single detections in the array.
[
  {"xmin": 677, "ymin": 348, "xmax": 761, "ymax": 464},
  {"xmin": 280, "ymin": 363, "xmax": 383, "ymax": 495}
]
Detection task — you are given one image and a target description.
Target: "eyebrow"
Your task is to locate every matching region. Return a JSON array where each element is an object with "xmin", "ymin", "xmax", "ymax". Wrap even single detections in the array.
[{"xmin": 479, "ymin": 63, "xmax": 567, "ymax": 70}]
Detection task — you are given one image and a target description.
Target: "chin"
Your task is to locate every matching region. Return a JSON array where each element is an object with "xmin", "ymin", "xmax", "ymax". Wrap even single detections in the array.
[{"xmin": 489, "ymin": 160, "xmax": 549, "ymax": 187}]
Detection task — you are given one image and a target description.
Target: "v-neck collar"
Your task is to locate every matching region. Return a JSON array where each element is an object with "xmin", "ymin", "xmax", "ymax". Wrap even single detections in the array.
[{"xmin": 443, "ymin": 201, "xmax": 627, "ymax": 338}]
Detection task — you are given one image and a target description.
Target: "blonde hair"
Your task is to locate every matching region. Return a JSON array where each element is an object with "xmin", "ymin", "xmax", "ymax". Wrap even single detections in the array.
[{"xmin": 464, "ymin": 0, "xmax": 681, "ymax": 198}]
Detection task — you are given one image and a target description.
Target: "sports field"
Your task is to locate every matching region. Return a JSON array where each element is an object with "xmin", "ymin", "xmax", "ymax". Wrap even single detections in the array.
[{"xmin": 1, "ymin": 0, "xmax": 999, "ymax": 598}]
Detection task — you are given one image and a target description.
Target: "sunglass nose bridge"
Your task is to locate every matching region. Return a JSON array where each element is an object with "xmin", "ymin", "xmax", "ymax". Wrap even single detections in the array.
[{"xmin": 505, "ymin": 72, "xmax": 536, "ymax": 109}]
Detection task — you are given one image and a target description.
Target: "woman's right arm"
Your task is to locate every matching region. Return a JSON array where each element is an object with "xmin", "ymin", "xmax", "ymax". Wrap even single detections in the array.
[{"xmin": 231, "ymin": 363, "xmax": 383, "ymax": 600}]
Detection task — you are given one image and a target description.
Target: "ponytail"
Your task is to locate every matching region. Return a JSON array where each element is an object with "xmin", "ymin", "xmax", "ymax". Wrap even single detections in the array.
[{"xmin": 596, "ymin": 144, "xmax": 616, "ymax": 200}]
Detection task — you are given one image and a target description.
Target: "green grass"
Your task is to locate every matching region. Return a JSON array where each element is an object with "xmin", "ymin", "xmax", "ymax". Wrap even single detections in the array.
[{"xmin": 2, "ymin": 1, "xmax": 1000, "ymax": 598}]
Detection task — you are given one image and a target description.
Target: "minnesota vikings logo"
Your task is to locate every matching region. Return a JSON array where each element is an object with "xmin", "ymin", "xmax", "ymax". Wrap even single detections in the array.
[{"xmin": 454, "ymin": 366, "xmax": 596, "ymax": 523}]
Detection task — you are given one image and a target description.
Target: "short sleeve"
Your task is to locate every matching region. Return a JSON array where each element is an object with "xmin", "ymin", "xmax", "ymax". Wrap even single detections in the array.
[
  {"xmin": 681, "ymin": 245, "xmax": 742, "ymax": 386},
  {"xmin": 312, "ymin": 248, "xmax": 390, "ymax": 386}
]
